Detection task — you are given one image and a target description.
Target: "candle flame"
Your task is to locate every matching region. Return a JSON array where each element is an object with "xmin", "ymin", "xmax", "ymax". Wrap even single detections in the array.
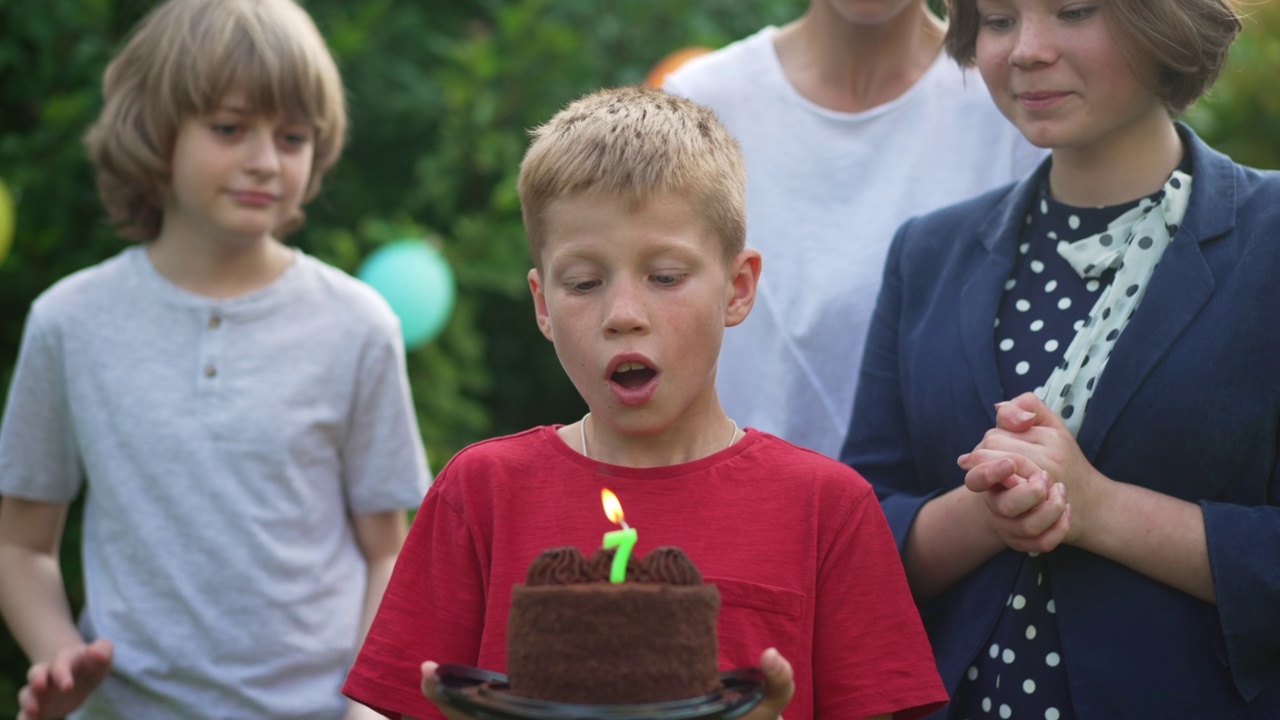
[{"xmin": 601, "ymin": 488, "xmax": 628, "ymax": 528}]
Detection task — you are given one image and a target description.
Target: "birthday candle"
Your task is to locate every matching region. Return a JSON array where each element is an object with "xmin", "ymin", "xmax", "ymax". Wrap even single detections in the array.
[{"xmin": 600, "ymin": 488, "xmax": 637, "ymax": 584}]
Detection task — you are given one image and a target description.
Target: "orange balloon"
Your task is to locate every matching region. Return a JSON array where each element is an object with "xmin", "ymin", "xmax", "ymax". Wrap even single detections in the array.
[{"xmin": 644, "ymin": 46, "xmax": 714, "ymax": 89}]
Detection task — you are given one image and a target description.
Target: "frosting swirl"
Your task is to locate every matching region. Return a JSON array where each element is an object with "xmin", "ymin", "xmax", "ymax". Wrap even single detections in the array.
[
  {"xmin": 523, "ymin": 546, "xmax": 703, "ymax": 586},
  {"xmin": 524, "ymin": 546, "xmax": 590, "ymax": 585}
]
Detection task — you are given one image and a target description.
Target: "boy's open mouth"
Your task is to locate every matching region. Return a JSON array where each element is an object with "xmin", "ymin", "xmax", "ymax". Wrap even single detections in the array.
[{"xmin": 611, "ymin": 361, "xmax": 657, "ymax": 389}]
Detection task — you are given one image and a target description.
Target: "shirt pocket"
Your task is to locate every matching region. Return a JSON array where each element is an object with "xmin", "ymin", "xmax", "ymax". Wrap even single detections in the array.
[{"xmin": 707, "ymin": 576, "xmax": 807, "ymax": 671}]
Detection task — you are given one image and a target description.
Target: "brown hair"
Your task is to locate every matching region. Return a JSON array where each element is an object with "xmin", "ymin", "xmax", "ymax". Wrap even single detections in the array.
[
  {"xmin": 945, "ymin": 0, "xmax": 1242, "ymax": 113},
  {"xmin": 83, "ymin": 0, "xmax": 348, "ymax": 240},
  {"xmin": 516, "ymin": 86, "xmax": 746, "ymax": 269}
]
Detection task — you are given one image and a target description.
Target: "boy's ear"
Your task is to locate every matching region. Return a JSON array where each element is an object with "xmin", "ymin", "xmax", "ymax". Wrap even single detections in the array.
[
  {"xmin": 725, "ymin": 248, "xmax": 762, "ymax": 328},
  {"xmin": 529, "ymin": 268, "xmax": 555, "ymax": 341}
]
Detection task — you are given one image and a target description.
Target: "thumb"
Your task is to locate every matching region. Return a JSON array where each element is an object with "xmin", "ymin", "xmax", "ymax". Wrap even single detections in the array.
[{"xmin": 759, "ymin": 647, "xmax": 795, "ymax": 715}]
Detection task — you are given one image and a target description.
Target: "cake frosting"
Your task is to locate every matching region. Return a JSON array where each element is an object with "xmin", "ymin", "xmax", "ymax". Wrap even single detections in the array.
[{"xmin": 505, "ymin": 546, "xmax": 722, "ymax": 704}]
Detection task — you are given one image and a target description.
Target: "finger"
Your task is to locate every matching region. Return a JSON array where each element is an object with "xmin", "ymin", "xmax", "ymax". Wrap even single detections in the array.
[
  {"xmin": 25, "ymin": 663, "xmax": 50, "ymax": 694},
  {"xmin": 17, "ymin": 683, "xmax": 37, "ymax": 718},
  {"xmin": 1009, "ymin": 498, "xmax": 1072, "ymax": 554},
  {"xmin": 963, "ymin": 454, "xmax": 1036, "ymax": 492},
  {"xmin": 992, "ymin": 484, "xmax": 1069, "ymax": 551},
  {"xmin": 759, "ymin": 647, "xmax": 795, "ymax": 713},
  {"xmin": 994, "ymin": 400, "xmax": 1037, "ymax": 432},
  {"xmin": 987, "ymin": 471, "xmax": 1053, "ymax": 518},
  {"xmin": 419, "ymin": 661, "xmax": 441, "ymax": 699},
  {"xmin": 73, "ymin": 640, "xmax": 114, "ymax": 681}
]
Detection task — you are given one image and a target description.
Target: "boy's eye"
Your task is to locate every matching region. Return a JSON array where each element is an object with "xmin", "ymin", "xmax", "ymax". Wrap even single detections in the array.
[
  {"xmin": 651, "ymin": 272, "xmax": 685, "ymax": 287},
  {"xmin": 279, "ymin": 128, "xmax": 314, "ymax": 147},
  {"xmin": 210, "ymin": 123, "xmax": 243, "ymax": 138},
  {"xmin": 568, "ymin": 279, "xmax": 600, "ymax": 293}
]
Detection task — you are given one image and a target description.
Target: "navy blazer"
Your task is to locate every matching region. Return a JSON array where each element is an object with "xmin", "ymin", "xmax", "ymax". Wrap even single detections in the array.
[{"xmin": 842, "ymin": 126, "xmax": 1280, "ymax": 719}]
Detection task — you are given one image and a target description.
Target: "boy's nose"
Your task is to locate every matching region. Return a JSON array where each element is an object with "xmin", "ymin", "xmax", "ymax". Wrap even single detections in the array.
[
  {"xmin": 243, "ymin": 129, "xmax": 281, "ymax": 175},
  {"xmin": 603, "ymin": 284, "xmax": 648, "ymax": 335}
]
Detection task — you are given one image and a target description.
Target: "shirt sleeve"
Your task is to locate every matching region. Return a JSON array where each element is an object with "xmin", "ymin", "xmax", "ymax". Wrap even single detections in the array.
[
  {"xmin": 812, "ymin": 481, "xmax": 948, "ymax": 719},
  {"xmin": 1202, "ymin": 462, "xmax": 1280, "ymax": 701},
  {"xmin": 341, "ymin": 320, "xmax": 431, "ymax": 515},
  {"xmin": 0, "ymin": 304, "xmax": 82, "ymax": 501},
  {"xmin": 839, "ymin": 219, "xmax": 943, "ymax": 550},
  {"xmin": 343, "ymin": 467, "xmax": 485, "ymax": 719}
]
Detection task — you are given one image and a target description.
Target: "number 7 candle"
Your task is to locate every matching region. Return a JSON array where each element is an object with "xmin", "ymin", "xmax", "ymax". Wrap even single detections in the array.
[{"xmin": 600, "ymin": 488, "xmax": 637, "ymax": 584}]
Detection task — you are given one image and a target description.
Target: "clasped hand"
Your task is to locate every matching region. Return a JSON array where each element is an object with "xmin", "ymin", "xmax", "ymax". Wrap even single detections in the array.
[{"xmin": 957, "ymin": 391, "xmax": 1110, "ymax": 554}]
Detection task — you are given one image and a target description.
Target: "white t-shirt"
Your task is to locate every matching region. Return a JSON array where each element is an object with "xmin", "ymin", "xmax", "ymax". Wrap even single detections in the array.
[
  {"xmin": 0, "ymin": 246, "xmax": 430, "ymax": 719},
  {"xmin": 666, "ymin": 27, "xmax": 1044, "ymax": 457}
]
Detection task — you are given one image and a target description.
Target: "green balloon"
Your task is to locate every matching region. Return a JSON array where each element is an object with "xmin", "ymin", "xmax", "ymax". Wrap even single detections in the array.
[{"xmin": 357, "ymin": 239, "xmax": 456, "ymax": 349}]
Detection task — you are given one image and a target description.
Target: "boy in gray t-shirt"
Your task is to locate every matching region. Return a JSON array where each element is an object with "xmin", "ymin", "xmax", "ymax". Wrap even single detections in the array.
[{"xmin": 0, "ymin": 1, "xmax": 430, "ymax": 718}]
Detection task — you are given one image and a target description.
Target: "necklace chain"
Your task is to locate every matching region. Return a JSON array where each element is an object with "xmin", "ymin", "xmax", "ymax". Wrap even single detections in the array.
[{"xmin": 578, "ymin": 412, "xmax": 738, "ymax": 461}]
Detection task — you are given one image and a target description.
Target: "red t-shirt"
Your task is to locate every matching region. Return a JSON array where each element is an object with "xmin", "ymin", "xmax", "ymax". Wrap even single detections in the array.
[{"xmin": 344, "ymin": 427, "xmax": 946, "ymax": 719}]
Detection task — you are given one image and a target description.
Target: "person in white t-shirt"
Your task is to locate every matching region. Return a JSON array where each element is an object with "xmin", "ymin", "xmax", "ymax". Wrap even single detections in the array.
[{"xmin": 664, "ymin": 0, "xmax": 1044, "ymax": 457}]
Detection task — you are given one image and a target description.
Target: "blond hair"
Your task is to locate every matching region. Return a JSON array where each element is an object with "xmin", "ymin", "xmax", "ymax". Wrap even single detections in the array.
[
  {"xmin": 945, "ymin": 0, "xmax": 1241, "ymax": 114},
  {"xmin": 517, "ymin": 86, "xmax": 746, "ymax": 269},
  {"xmin": 84, "ymin": 0, "xmax": 348, "ymax": 240}
]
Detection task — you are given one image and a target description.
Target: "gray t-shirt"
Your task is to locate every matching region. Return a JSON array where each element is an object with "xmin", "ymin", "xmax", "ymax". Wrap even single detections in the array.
[{"xmin": 0, "ymin": 245, "xmax": 430, "ymax": 719}]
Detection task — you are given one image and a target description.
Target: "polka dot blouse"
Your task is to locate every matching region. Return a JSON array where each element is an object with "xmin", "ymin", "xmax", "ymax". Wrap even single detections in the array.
[{"xmin": 951, "ymin": 165, "xmax": 1186, "ymax": 720}]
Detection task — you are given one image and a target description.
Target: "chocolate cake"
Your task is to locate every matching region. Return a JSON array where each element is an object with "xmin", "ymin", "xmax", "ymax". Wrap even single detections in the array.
[{"xmin": 505, "ymin": 546, "xmax": 722, "ymax": 705}]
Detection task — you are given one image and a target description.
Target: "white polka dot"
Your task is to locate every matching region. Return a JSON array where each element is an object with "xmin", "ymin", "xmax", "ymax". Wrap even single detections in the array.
[
  {"xmin": 1030, "ymin": 319, "xmax": 1044, "ymax": 332},
  {"xmin": 996, "ymin": 673, "xmax": 1001, "ymax": 688},
  {"xmin": 1012, "ymin": 594, "xmax": 1027, "ymax": 610},
  {"xmin": 1030, "ymin": 260, "xmax": 1045, "ymax": 274},
  {"xmin": 1028, "ymin": 550, "xmax": 1041, "ymax": 557},
  {"xmin": 1003, "ymin": 648, "xmax": 1016, "ymax": 664},
  {"xmin": 1024, "ymin": 678, "xmax": 1037, "ymax": 694},
  {"xmin": 1047, "ymin": 231, "xmax": 1058, "ymax": 240},
  {"xmin": 1046, "ymin": 708, "xmax": 1061, "ymax": 720},
  {"xmin": 1000, "ymin": 338, "xmax": 1015, "ymax": 351},
  {"xmin": 967, "ymin": 665, "xmax": 979, "ymax": 681},
  {"xmin": 994, "ymin": 317, "xmax": 1001, "ymax": 328},
  {"xmin": 1000, "ymin": 703, "xmax": 1012, "ymax": 719},
  {"xmin": 1015, "ymin": 361, "xmax": 1030, "ymax": 376},
  {"xmin": 990, "ymin": 643, "xmax": 1001, "ymax": 658},
  {"xmin": 1046, "ymin": 652, "xmax": 1061, "ymax": 667},
  {"xmin": 983, "ymin": 697, "xmax": 992, "ymax": 712},
  {"xmin": 1044, "ymin": 339, "xmax": 1059, "ymax": 353},
  {"xmin": 1057, "ymin": 297, "xmax": 1072, "ymax": 310},
  {"xmin": 1086, "ymin": 279, "xmax": 1100, "ymax": 292},
  {"xmin": 1037, "ymin": 572, "xmax": 1043, "ymax": 586},
  {"xmin": 1019, "ymin": 242, "xmax": 1031, "ymax": 255},
  {"xmin": 1006, "ymin": 278, "xmax": 1018, "ymax": 290},
  {"xmin": 1026, "ymin": 624, "xmax": 1038, "ymax": 640},
  {"xmin": 1047, "ymin": 599, "xmax": 1056, "ymax": 614},
  {"xmin": 1016, "ymin": 299, "xmax": 1031, "ymax": 312},
  {"xmin": 1044, "ymin": 280, "xmax": 1058, "ymax": 292},
  {"xmin": 1073, "ymin": 319, "xmax": 1085, "ymax": 331},
  {"xmin": 1068, "ymin": 214, "xmax": 1081, "ymax": 229},
  {"xmin": 1040, "ymin": 199, "xmax": 1048, "ymax": 214}
]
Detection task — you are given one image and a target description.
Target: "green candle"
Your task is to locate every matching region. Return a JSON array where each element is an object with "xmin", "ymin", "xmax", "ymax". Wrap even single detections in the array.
[{"xmin": 601, "ymin": 489, "xmax": 637, "ymax": 584}]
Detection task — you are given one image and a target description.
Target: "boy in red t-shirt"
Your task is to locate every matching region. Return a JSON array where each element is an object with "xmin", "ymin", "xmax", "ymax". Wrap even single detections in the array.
[{"xmin": 343, "ymin": 86, "xmax": 947, "ymax": 720}]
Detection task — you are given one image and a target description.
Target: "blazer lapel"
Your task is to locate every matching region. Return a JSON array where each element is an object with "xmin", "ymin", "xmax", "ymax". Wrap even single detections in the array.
[
  {"xmin": 961, "ymin": 170, "xmax": 1047, "ymax": 426},
  {"xmin": 1075, "ymin": 127, "xmax": 1238, "ymax": 457}
]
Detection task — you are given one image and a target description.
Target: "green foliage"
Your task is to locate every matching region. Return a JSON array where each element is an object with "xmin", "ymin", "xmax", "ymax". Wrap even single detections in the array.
[{"xmin": 1183, "ymin": 1, "xmax": 1280, "ymax": 169}]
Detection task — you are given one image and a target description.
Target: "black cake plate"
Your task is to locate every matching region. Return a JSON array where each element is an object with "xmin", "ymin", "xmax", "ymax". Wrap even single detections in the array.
[{"xmin": 436, "ymin": 664, "xmax": 765, "ymax": 720}]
